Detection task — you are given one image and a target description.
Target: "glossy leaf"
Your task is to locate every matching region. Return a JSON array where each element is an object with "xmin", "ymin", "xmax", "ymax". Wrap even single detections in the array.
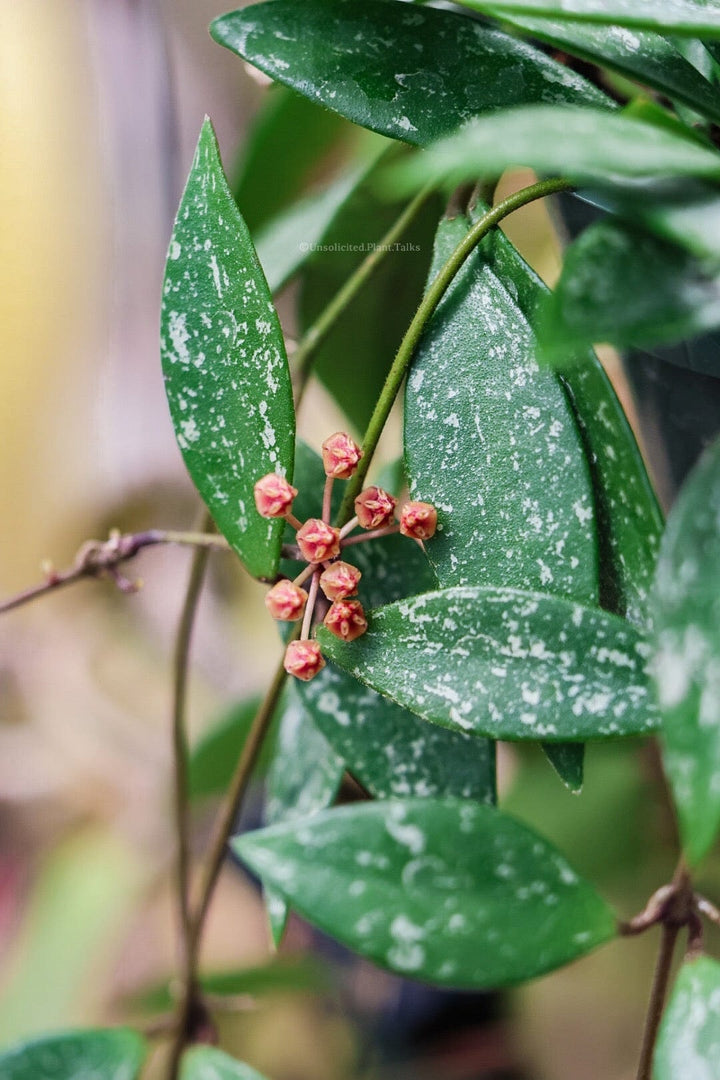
[
  {"xmin": 265, "ymin": 684, "xmax": 345, "ymax": 944},
  {"xmin": 161, "ymin": 118, "xmax": 295, "ymax": 580},
  {"xmin": 390, "ymin": 106, "xmax": 720, "ymax": 194},
  {"xmin": 652, "ymin": 435, "xmax": 720, "ymax": 865},
  {"xmin": 458, "ymin": 0, "xmax": 720, "ymax": 36},
  {"xmin": 233, "ymin": 799, "xmax": 617, "ymax": 987},
  {"xmin": 479, "ymin": 219, "xmax": 663, "ymax": 627},
  {"xmin": 541, "ymin": 219, "xmax": 720, "ymax": 356},
  {"xmin": 286, "ymin": 443, "xmax": 497, "ymax": 803},
  {"xmin": 0, "ymin": 1029, "xmax": 147, "ymax": 1080},
  {"xmin": 318, "ymin": 586, "xmax": 658, "ymax": 742},
  {"xmin": 404, "ymin": 213, "xmax": 598, "ymax": 603},
  {"xmin": 654, "ymin": 955, "xmax": 720, "ymax": 1079},
  {"xmin": 490, "ymin": 14, "xmax": 720, "ymax": 122},
  {"xmin": 211, "ymin": 0, "xmax": 609, "ymax": 150},
  {"xmin": 181, "ymin": 1046, "xmax": 268, "ymax": 1080},
  {"xmin": 299, "ymin": 148, "xmax": 441, "ymax": 433}
]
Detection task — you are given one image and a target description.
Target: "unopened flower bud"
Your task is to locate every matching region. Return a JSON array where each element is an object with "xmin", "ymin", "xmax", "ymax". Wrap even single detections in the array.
[
  {"xmin": 400, "ymin": 501, "xmax": 438, "ymax": 540},
  {"xmin": 354, "ymin": 486, "xmax": 397, "ymax": 530},
  {"xmin": 253, "ymin": 473, "xmax": 297, "ymax": 518},
  {"xmin": 324, "ymin": 599, "xmax": 368, "ymax": 642},
  {"xmin": 319, "ymin": 561, "xmax": 361, "ymax": 601},
  {"xmin": 265, "ymin": 580, "xmax": 307, "ymax": 622},
  {"xmin": 321, "ymin": 432, "xmax": 362, "ymax": 479},
  {"xmin": 296, "ymin": 518, "xmax": 341, "ymax": 563},
  {"xmin": 283, "ymin": 639, "xmax": 325, "ymax": 681}
]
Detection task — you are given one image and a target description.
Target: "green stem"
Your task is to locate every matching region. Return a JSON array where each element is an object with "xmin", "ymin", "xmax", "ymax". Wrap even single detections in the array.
[
  {"xmin": 338, "ymin": 176, "xmax": 572, "ymax": 523},
  {"xmin": 292, "ymin": 180, "xmax": 437, "ymax": 406}
]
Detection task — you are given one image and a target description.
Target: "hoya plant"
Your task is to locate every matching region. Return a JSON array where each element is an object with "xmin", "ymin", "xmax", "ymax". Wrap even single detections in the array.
[{"xmin": 4, "ymin": 1, "xmax": 720, "ymax": 1077}]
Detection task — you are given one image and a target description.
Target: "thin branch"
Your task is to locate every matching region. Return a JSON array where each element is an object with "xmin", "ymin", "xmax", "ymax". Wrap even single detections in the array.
[
  {"xmin": 292, "ymin": 180, "xmax": 437, "ymax": 407},
  {"xmin": 636, "ymin": 922, "xmax": 679, "ymax": 1080},
  {"xmin": 337, "ymin": 176, "xmax": 573, "ymax": 524}
]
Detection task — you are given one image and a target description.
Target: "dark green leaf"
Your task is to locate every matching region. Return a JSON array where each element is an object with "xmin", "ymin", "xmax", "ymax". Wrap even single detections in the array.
[
  {"xmin": 489, "ymin": 14, "xmax": 720, "ymax": 122},
  {"xmin": 233, "ymin": 799, "xmax": 616, "ymax": 987},
  {"xmin": 318, "ymin": 586, "xmax": 658, "ymax": 741},
  {"xmin": 652, "ymin": 435, "xmax": 720, "ymax": 865},
  {"xmin": 541, "ymin": 219, "xmax": 720, "ymax": 356},
  {"xmin": 232, "ymin": 85, "xmax": 355, "ymax": 234},
  {"xmin": 189, "ymin": 696, "xmax": 270, "ymax": 800},
  {"xmin": 181, "ymin": 1046, "xmax": 268, "ymax": 1080},
  {"xmin": 286, "ymin": 443, "xmax": 497, "ymax": 803},
  {"xmin": 404, "ymin": 213, "xmax": 598, "ymax": 603},
  {"xmin": 161, "ymin": 118, "xmax": 295, "ymax": 580},
  {"xmin": 540, "ymin": 742, "xmax": 584, "ymax": 792},
  {"xmin": 478, "ymin": 218, "xmax": 664, "ymax": 627},
  {"xmin": 211, "ymin": 0, "xmax": 609, "ymax": 150},
  {"xmin": 654, "ymin": 955, "xmax": 720, "ymax": 1078},
  {"xmin": 299, "ymin": 149, "xmax": 441, "ymax": 433},
  {"xmin": 0, "ymin": 1029, "xmax": 146, "ymax": 1080},
  {"xmin": 390, "ymin": 106, "xmax": 720, "ymax": 194},
  {"xmin": 456, "ymin": 0, "xmax": 720, "ymax": 36}
]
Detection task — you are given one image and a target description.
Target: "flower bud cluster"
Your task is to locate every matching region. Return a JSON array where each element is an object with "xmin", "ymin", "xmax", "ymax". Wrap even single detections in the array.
[{"xmin": 253, "ymin": 433, "xmax": 437, "ymax": 681}]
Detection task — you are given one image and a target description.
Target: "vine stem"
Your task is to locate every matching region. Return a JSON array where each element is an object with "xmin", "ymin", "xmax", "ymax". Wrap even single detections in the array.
[
  {"xmin": 337, "ymin": 176, "xmax": 573, "ymax": 523},
  {"xmin": 292, "ymin": 180, "xmax": 437, "ymax": 406},
  {"xmin": 635, "ymin": 922, "xmax": 679, "ymax": 1080}
]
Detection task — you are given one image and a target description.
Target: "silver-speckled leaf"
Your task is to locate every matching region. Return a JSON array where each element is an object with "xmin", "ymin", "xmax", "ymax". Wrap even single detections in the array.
[
  {"xmin": 181, "ymin": 1046, "xmax": 269, "ymax": 1080},
  {"xmin": 654, "ymin": 955, "xmax": 720, "ymax": 1079},
  {"xmin": 161, "ymin": 118, "xmax": 295, "ymax": 580},
  {"xmin": 0, "ymin": 1029, "xmax": 147, "ymax": 1080},
  {"xmin": 318, "ymin": 586, "xmax": 658, "ymax": 741},
  {"xmin": 652, "ymin": 436, "xmax": 720, "ymax": 865},
  {"xmin": 233, "ymin": 799, "xmax": 617, "ymax": 987},
  {"xmin": 476, "ymin": 0, "xmax": 720, "ymax": 35},
  {"xmin": 210, "ymin": 0, "xmax": 609, "ymax": 149}
]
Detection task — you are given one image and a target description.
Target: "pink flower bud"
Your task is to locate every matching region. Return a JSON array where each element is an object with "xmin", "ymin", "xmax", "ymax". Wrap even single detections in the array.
[
  {"xmin": 354, "ymin": 486, "xmax": 397, "ymax": 530},
  {"xmin": 321, "ymin": 432, "xmax": 362, "ymax": 480},
  {"xmin": 319, "ymin": 561, "xmax": 362, "ymax": 601},
  {"xmin": 253, "ymin": 473, "xmax": 297, "ymax": 518},
  {"xmin": 296, "ymin": 519, "xmax": 341, "ymax": 563},
  {"xmin": 400, "ymin": 501, "xmax": 438, "ymax": 540},
  {"xmin": 324, "ymin": 599, "xmax": 368, "ymax": 642},
  {"xmin": 283, "ymin": 639, "xmax": 325, "ymax": 681},
  {"xmin": 264, "ymin": 580, "xmax": 307, "ymax": 622}
]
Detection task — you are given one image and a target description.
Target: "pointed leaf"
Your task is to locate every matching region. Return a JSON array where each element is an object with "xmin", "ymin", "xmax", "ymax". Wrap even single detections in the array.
[
  {"xmin": 234, "ymin": 799, "xmax": 616, "ymax": 987},
  {"xmin": 0, "ymin": 1029, "xmax": 147, "ymax": 1080},
  {"xmin": 652, "ymin": 435, "xmax": 720, "ymax": 864},
  {"xmin": 490, "ymin": 14, "xmax": 720, "ymax": 123},
  {"xmin": 479, "ymin": 219, "xmax": 663, "ymax": 627},
  {"xmin": 211, "ymin": 0, "xmax": 609, "ymax": 150},
  {"xmin": 286, "ymin": 443, "xmax": 497, "ymax": 802},
  {"xmin": 181, "ymin": 1046, "xmax": 269, "ymax": 1080},
  {"xmin": 542, "ymin": 219, "xmax": 720, "ymax": 357},
  {"xmin": 161, "ymin": 119, "xmax": 295, "ymax": 580},
  {"xmin": 654, "ymin": 955, "xmax": 720, "ymax": 1079},
  {"xmin": 458, "ymin": 0, "xmax": 720, "ymax": 37},
  {"xmin": 404, "ymin": 213, "xmax": 598, "ymax": 603},
  {"xmin": 318, "ymin": 586, "xmax": 658, "ymax": 742},
  {"xmin": 390, "ymin": 106, "xmax": 720, "ymax": 194}
]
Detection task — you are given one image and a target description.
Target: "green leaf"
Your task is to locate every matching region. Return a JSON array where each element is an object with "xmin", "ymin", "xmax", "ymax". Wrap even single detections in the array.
[
  {"xmin": 181, "ymin": 1046, "xmax": 269, "ymax": 1080},
  {"xmin": 286, "ymin": 443, "xmax": 497, "ymax": 803},
  {"xmin": 318, "ymin": 586, "xmax": 658, "ymax": 742},
  {"xmin": 390, "ymin": 106, "xmax": 720, "ymax": 194},
  {"xmin": 654, "ymin": 955, "xmax": 720, "ymax": 1079},
  {"xmin": 0, "ymin": 1029, "xmax": 147, "ymax": 1080},
  {"xmin": 651, "ymin": 435, "xmax": 720, "ymax": 865},
  {"xmin": 489, "ymin": 14, "xmax": 720, "ymax": 122},
  {"xmin": 189, "ymin": 696, "xmax": 269, "ymax": 800},
  {"xmin": 299, "ymin": 149, "xmax": 441, "ymax": 433},
  {"xmin": 404, "ymin": 213, "xmax": 598, "ymax": 604},
  {"xmin": 479, "ymin": 217, "xmax": 664, "ymax": 627},
  {"xmin": 160, "ymin": 118, "xmax": 295, "ymax": 580},
  {"xmin": 210, "ymin": 0, "xmax": 609, "ymax": 150},
  {"xmin": 232, "ymin": 85, "xmax": 354, "ymax": 234},
  {"xmin": 541, "ymin": 219, "xmax": 720, "ymax": 356},
  {"xmin": 456, "ymin": 0, "xmax": 720, "ymax": 37},
  {"xmin": 233, "ymin": 799, "xmax": 617, "ymax": 987}
]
